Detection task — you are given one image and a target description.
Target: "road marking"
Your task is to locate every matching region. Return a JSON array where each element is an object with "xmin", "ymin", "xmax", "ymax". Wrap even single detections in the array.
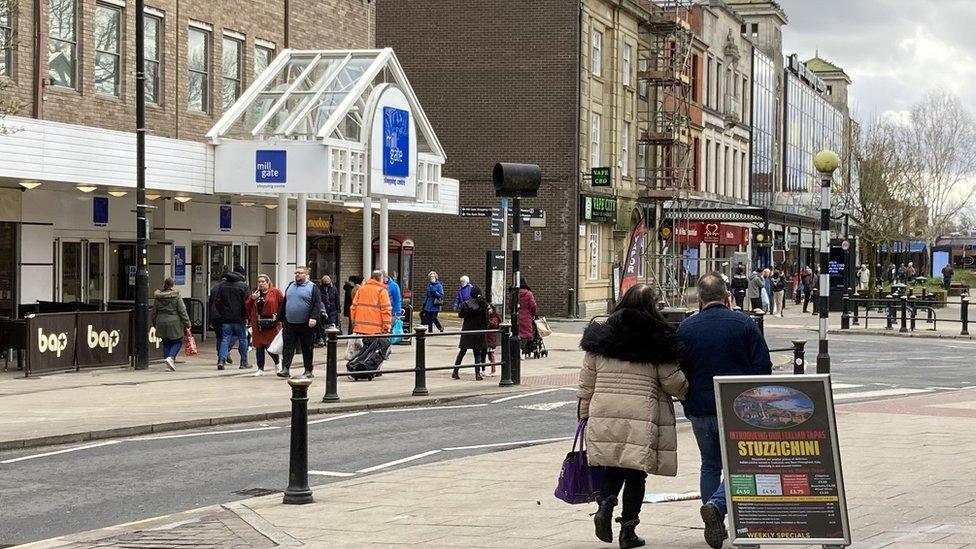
[
  {"xmin": 308, "ymin": 470, "xmax": 357, "ymax": 477},
  {"xmin": 357, "ymin": 450, "xmax": 442, "ymax": 473},
  {"xmin": 834, "ymin": 388, "xmax": 934, "ymax": 401},
  {"xmin": 830, "ymin": 383, "xmax": 863, "ymax": 390},
  {"xmin": 516, "ymin": 400, "xmax": 576, "ymax": 412},
  {"xmin": 928, "ymin": 386, "xmax": 962, "ymax": 391},
  {"xmin": 372, "ymin": 404, "xmax": 488, "ymax": 413},
  {"xmin": 0, "ymin": 440, "xmax": 120, "ymax": 464},
  {"xmin": 491, "ymin": 387, "xmax": 575, "ymax": 403},
  {"xmin": 130, "ymin": 426, "xmax": 278, "ymax": 441},
  {"xmin": 962, "ymin": 386, "xmax": 976, "ymax": 390},
  {"xmin": 443, "ymin": 437, "xmax": 574, "ymax": 451},
  {"xmin": 839, "ymin": 359, "xmax": 864, "ymax": 363},
  {"xmin": 307, "ymin": 411, "xmax": 370, "ymax": 425},
  {"xmin": 148, "ymin": 518, "xmax": 201, "ymax": 531}
]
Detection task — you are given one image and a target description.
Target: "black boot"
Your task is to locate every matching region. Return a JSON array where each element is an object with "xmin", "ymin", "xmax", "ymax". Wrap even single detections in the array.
[
  {"xmin": 593, "ymin": 495, "xmax": 617, "ymax": 543},
  {"xmin": 616, "ymin": 518, "xmax": 644, "ymax": 549}
]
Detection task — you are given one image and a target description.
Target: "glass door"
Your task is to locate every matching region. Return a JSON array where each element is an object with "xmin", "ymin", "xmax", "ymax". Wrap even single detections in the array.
[
  {"xmin": 87, "ymin": 241, "xmax": 106, "ymax": 306},
  {"xmin": 110, "ymin": 242, "xmax": 137, "ymax": 301},
  {"xmin": 55, "ymin": 239, "xmax": 107, "ymax": 305},
  {"xmin": 60, "ymin": 241, "xmax": 83, "ymax": 303}
]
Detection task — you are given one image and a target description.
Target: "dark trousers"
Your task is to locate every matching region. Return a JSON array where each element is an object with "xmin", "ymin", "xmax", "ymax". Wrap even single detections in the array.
[
  {"xmin": 802, "ymin": 289, "xmax": 812, "ymax": 312},
  {"xmin": 453, "ymin": 348, "xmax": 486, "ymax": 376},
  {"xmin": 254, "ymin": 346, "xmax": 279, "ymax": 371},
  {"xmin": 345, "ymin": 317, "xmax": 354, "ymax": 335},
  {"xmin": 733, "ymin": 293, "xmax": 745, "ymax": 310},
  {"xmin": 282, "ymin": 323, "xmax": 315, "ymax": 371},
  {"xmin": 749, "ymin": 297, "xmax": 762, "ymax": 311},
  {"xmin": 600, "ymin": 466, "xmax": 648, "ymax": 521},
  {"xmin": 422, "ymin": 310, "xmax": 443, "ymax": 332}
]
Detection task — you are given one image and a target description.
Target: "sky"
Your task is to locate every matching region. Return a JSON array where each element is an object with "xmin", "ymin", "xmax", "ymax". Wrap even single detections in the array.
[{"xmin": 777, "ymin": 0, "xmax": 976, "ymax": 125}]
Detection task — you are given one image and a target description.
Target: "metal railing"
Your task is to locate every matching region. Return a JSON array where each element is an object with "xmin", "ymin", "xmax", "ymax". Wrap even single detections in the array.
[{"xmin": 840, "ymin": 291, "xmax": 970, "ymax": 336}]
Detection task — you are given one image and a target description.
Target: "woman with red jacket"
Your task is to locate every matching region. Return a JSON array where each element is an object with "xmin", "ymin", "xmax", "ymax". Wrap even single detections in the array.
[
  {"xmin": 247, "ymin": 274, "xmax": 284, "ymax": 376},
  {"xmin": 514, "ymin": 279, "xmax": 538, "ymax": 341}
]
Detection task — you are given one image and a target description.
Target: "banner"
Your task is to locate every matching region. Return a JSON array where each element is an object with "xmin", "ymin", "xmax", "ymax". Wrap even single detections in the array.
[
  {"xmin": 26, "ymin": 313, "xmax": 77, "ymax": 375},
  {"xmin": 620, "ymin": 220, "xmax": 645, "ymax": 295},
  {"xmin": 77, "ymin": 310, "xmax": 132, "ymax": 369},
  {"xmin": 715, "ymin": 375, "xmax": 851, "ymax": 545},
  {"xmin": 174, "ymin": 246, "xmax": 187, "ymax": 286}
]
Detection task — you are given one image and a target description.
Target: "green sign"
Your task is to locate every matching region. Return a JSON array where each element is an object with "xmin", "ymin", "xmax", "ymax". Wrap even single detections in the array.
[
  {"xmin": 592, "ymin": 167, "xmax": 611, "ymax": 187},
  {"xmin": 580, "ymin": 195, "xmax": 617, "ymax": 223}
]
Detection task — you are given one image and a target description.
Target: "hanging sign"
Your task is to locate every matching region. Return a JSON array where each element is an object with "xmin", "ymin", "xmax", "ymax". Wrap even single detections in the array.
[
  {"xmin": 174, "ymin": 246, "xmax": 186, "ymax": 285},
  {"xmin": 591, "ymin": 167, "xmax": 612, "ymax": 187},
  {"xmin": 93, "ymin": 196, "xmax": 109, "ymax": 226},
  {"xmin": 219, "ymin": 205, "xmax": 232, "ymax": 232},
  {"xmin": 367, "ymin": 84, "xmax": 418, "ymax": 199}
]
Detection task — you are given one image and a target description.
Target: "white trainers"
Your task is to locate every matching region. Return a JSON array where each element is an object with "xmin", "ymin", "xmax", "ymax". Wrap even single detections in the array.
[
  {"xmin": 165, "ymin": 357, "xmax": 176, "ymax": 371},
  {"xmin": 252, "ymin": 369, "xmax": 264, "ymax": 377}
]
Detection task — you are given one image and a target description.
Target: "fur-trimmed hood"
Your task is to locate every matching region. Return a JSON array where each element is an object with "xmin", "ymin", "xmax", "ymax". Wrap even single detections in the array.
[{"xmin": 580, "ymin": 308, "xmax": 681, "ymax": 365}]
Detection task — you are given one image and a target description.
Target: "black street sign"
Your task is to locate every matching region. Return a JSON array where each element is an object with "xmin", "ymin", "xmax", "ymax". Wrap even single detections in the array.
[
  {"xmin": 592, "ymin": 166, "xmax": 611, "ymax": 187},
  {"xmin": 460, "ymin": 206, "xmax": 494, "ymax": 218},
  {"xmin": 490, "ymin": 208, "xmax": 503, "ymax": 237},
  {"xmin": 461, "ymin": 206, "xmax": 544, "ymax": 222}
]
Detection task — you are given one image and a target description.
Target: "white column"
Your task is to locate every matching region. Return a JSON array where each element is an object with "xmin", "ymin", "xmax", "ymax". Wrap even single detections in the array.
[
  {"xmin": 276, "ymin": 193, "xmax": 288, "ymax": 288},
  {"xmin": 362, "ymin": 196, "xmax": 372, "ymax": 276},
  {"xmin": 379, "ymin": 198, "xmax": 389, "ymax": 275},
  {"xmin": 296, "ymin": 193, "xmax": 307, "ymax": 270}
]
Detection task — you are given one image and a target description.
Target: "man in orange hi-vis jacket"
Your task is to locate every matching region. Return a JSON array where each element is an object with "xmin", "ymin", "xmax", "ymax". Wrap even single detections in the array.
[{"xmin": 350, "ymin": 270, "xmax": 392, "ymax": 335}]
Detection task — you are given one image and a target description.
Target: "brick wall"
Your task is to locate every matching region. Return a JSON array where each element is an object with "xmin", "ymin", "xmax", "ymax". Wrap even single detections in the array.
[{"xmin": 376, "ymin": 0, "xmax": 580, "ymax": 317}]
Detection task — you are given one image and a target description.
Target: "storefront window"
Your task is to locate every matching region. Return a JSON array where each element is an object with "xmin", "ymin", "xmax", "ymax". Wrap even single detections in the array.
[
  {"xmin": 588, "ymin": 223, "xmax": 600, "ymax": 280},
  {"xmin": 48, "ymin": 0, "xmax": 77, "ymax": 88},
  {"xmin": 591, "ymin": 29, "xmax": 602, "ymax": 77},
  {"xmin": 94, "ymin": 3, "xmax": 122, "ymax": 97},
  {"xmin": 590, "ymin": 113, "xmax": 601, "ymax": 168}
]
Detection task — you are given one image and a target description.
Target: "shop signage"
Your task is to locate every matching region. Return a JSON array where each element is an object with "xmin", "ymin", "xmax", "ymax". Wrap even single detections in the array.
[
  {"xmin": 702, "ymin": 223, "xmax": 721, "ymax": 244},
  {"xmin": 460, "ymin": 206, "xmax": 544, "ymax": 222},
  {"xmin": 675, "ymin": 221, "xmax": 702, "ymax": 244},
  {"xmin": 255, "ymin": 150, "xmax": 287, "ymax": 185},
  {"xmin": 580, "ymin": 195, "xmax": 617, "ymax": 223},
  {"xmin": 93, "ymin": 196, "xmax": 109, "ymax": 226},
  {"xmin": 215, "ymin": 141, "xmax": 329, "ymax": 193},
  {"xmin": 26, "ymin": 312, "xmax": 77, "ymax": 374},
  {"xmin": 591, "ymin": 167, "xmax": 612, "ymax": 187},
  {"xmin": 307, "ymin": 215, "xmax": 335, "ymax": 233},
  {"xmin": 800, "ymin": 231, "xmax": 814, "ymax": 248},
  {"xmin": 715, "ymin": 375, "xmax": 851, "ymax": 545},
  {"xmin": 174, "ymin": 246, "xmax": 186, "ymax": 285},
  {"xmin": 490, "ymin": 208, "xmax": 503, "ymax": 237},
  {"xmin": 76, "ymin": 311, "xmax": 131, "ymax": 368},
  {"xmin": 368, "ymin": 85, "xmax": 418, "ymax": 199},
  {"xmin": 219, "ymin": 205, "xmax": 232, "ymax": 232}
]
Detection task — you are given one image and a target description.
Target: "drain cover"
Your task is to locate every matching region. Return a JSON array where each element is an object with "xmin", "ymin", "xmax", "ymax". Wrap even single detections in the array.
[{"xmin": 233, "ymin": 487, "xmax": 281, "ymax": 497}]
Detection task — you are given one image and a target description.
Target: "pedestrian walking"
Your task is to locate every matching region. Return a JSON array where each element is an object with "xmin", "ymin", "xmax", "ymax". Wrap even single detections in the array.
[
  {"xmin": 770, "ymin": 269, "xmax": 786, "ymax": 317},
  {"xmin": 730, "ymin": 265, "xmax": 748, "ymax": 310},
  {"xmin": 514, "ymin": 278, "xmax": 538, "ymax": 342},
  {"xmin": 907, "ymin": 262, "xmax": 917, "ymax": 282},
  {"xmin": 801, "ymin": 266, "xmax": 814, "ymax": 312},
  {"xmin": 886, "ymin": 263, "xmax": 897, "ymax": 285},
  {"xmin": 216, "ymin": 267, "xmax": 250, "ymax": 370},
  {"xmin": 342, "ymin": 275, "xmax": 363, "ymax": 335},
  {"xmin": 745, "ymin": 269, "xmax": 763, "ymax": 311},
  {"xmin": 153, "ymin": 277, "xmax": 190, "ymax": 372},
  {"xmin": 677, "ymin": 273, "xmax": 772, "ymax": 549},
  {"xmin": 578, "ymin": 283, "xmax": 688, "ymax": 548},
  {"xmin": 277, "ymin": 266, "xmax": 322, "ymax": 379},
  {"xmin": 316, "ymin": 275, "xmax": 340, "ymax": 345},
  {"xmin": 857, "ymin": 264, "xmax": 870, "ymax": 292},
  {"xmin": 351, "ymin": 270, "xmax": 393, "ymax": 336},
  {"xmin": 761, "ymin": 268, "xmax": 772, "ymax": 313},
  {"xmin": 453, "ymin": 275, "xmax": 473, "ymax": 311},
  {"xmin": 386, "ymin": 273, "xmax": 403, "ymax": 318},
  {"xmin": 247, "ymin": 274, "xmax": 283, "ymax": 376},
  {"xmin": 898, "ymin": 262, "xmax": 908, "ymax": 284},
  {"xmin": 942, "ymin": 264, "xmax": 955, "ymax": 291},
  {"xmin": 484, "ymin": 303, "xmax": 501, "ymax": 376},
  {"xmin": 452, "ymin": 285, "xmax": 488, "ymax": 380},
  {"xmin": 422, "ymin": 271, "xmax": 445, "ymax": 333},
  {"xmin": 208, "ymin": 267, "xmax": 232, "ymax": 366}
]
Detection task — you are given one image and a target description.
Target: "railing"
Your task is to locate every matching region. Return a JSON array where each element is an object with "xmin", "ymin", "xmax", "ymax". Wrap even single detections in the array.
[{"xmin": 840, "ymin": 291, "xmax": 970, "ymax": 336}]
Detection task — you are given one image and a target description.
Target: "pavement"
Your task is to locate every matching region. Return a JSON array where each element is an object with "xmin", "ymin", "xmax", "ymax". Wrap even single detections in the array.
[{"xmin": 21, "ymin": 387, "xmax": 976, "ymax": 549}]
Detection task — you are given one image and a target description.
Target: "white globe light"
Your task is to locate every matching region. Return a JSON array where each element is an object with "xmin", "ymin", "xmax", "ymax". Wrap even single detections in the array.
[{"xmin": 814, "ymin": 149, "xmax": 841, "ymax": 174}]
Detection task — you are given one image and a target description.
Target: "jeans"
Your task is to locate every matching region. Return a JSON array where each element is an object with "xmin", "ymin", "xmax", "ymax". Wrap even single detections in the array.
[
  {"xmin": 254, "ymin": 345, "xmax": 279, "ymax": 371},
  {"xmin": 422, "ymin": 310, "xmax": 443, "ymax": 332},
  {"xmin": 689, "ymin": 415, "xmax": 727, "ymax": 516},
  {"xmin": 772, "ymin": 290, "xmax": 785, "ymax": 315},
  {"xmin": 453, "ymin": 348, "xmax": 486, "ymax": 377},
  {"xmin": 282, "ymin": 322, "xmax": 315, "ymax": 371},
  {"xmin": 162, "ymin": 337, "xmax": 182, "ymax": 359},
  {"xmin": 219, "ymin": 323, "xmax": 249, "ymax": 366},
  {"xmin": 601, "ymin": 466, "xmax": 648, "ymax": 521}
]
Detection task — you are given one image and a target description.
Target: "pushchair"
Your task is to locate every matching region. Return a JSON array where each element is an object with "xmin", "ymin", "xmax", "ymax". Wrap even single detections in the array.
[{"xmin": 521, "ymin": 318, "xmax": 549, "ymax": 359}]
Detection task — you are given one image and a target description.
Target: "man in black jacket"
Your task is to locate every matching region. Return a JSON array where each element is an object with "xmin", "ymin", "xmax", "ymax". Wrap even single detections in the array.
[
  {"xmin": 278, "ymin": 266, "xmax": 323, "ymax": 379},
  {"xmin": 315, "ymin": 275, "xmax": 340, "ymax": 346},
  {"xmin": 217, "ymin": 268, "xmax": 250, "ymax": 370}
]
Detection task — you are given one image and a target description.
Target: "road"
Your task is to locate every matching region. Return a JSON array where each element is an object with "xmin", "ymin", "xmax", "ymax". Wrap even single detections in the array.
[{"xmin": 2, "ymin": 327, "xmax": 975, "ymax": 545}]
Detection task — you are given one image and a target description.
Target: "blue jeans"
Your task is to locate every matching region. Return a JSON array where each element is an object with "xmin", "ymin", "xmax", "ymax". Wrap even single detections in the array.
[
  {"xmin": 689, "ymin": 415, "xmax": 727, "ymax": 516},
  {"xmin": 219, "ymin": 323, "xmax": 249, "ymax": 365},
  {"xmin": 162, "ymin": 337, "xmax": 182, "ymax": 359}
]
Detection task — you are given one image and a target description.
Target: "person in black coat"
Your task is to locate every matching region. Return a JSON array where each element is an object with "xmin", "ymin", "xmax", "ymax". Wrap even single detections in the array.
[
  {"xmin": 216, "ymin": 269, "xmax": 250, "ymax": 369},
  {"xmin": 342, "ymin": 275, "xmax": 364, "ymax": 335},
  {"xmin": 452, "ymin": 285, "xmax": 488, "ymax": 381}
]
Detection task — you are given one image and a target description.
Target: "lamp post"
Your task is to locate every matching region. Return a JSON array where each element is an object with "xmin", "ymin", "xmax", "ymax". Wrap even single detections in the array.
[
  {"xmin": 134, "ymin": 0, "xmax": 149, "ymax": 370},
  {"xmin": 814, "ymin": 149, "xmax": 840, "ymax": 374}
]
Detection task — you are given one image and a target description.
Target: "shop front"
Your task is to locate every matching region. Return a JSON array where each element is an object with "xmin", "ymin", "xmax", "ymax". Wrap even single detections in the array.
[{"xmin": 577, "ymin": 194, "xmax": 619, "ymax": 318}]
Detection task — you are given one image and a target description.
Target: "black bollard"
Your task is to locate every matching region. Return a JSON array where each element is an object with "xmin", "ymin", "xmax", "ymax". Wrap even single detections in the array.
[
  {"xmin": 499, "ymin": 323, "xmax": 513, "ymax": 387},
  {"xmin": 510, "ymin": 328, "xmax": 522, "ymax": 386},
  {"xmin": 962, "ymin": 295, "xmax": 970, "ymax": 336},
  {"xmin": 886, "ymin": 295, "xmax": 894, "ymax": 330},
  {"xmin": 909, "ymin": 296, "xmax": 917, "ymax": 332},
  {"xmin": 841, "ymin": 293, "xmax": 851, "ymax": 330},
  {"xmin": 755, "ymin": 310, "xmax": 765, "ymax": 335},
  {"xmin": 792, "ymin": 340, "xmax": 806, "ymax": 375},
  {"xmin": 811, "ymin": 287, "xmax": 819, "ymax": 315},
  {"xmin": 852, "ymin": 293, "xmax": 860, "ymax": 326},
  {"xmin": 322, "ymin": 327, "xmax": 340, "ymax": 403},
  {"xmin": 413, "ymin": 326, "xmax": 428, "ymax": 396},
  {"xmin": 900, "ymin": 296, "xmax": 909, "ymax": 333},
  {"xmin": 283, "ymin": 377, "xmax": 314, "ymax": 505}
]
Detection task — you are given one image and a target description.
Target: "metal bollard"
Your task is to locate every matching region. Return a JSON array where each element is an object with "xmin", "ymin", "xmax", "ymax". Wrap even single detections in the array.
[
  {"xmin": 852, "ymin": 293, "xmax": 860, "ymax": 326},
  {"xmin": 499, "ymin": 323, "xmax": 513, "ymax": 387},
  {"xmin": 962, "ymin": 295, "xmax": 970, "ymax": 336},
  {"xmin": 811, "ymin": 287, "xmax": 819, "ymax": 315},
  {"xmin": 900, "ymin": 295, "xmax": 909, "ymax": 333},
  {"xmin": 322, "ymin": 327, "xmax": 340, "ymax": 403},
  {"xmin": 413, "ymin": 326, "xmax": 428, "ymax": 396},
  {"xmin": 841, "ymin": 293, "xmax": 851, "ymax": 330},
  {"xmin": 283, "ymin": 377, "xmax": 314, "ymax": 505},
  {"xmin": 921, "ymin": 288, "xmax": 928, "ymax": 299},
  {"xmin": 754, "ymin": 310, "xmax": 765, "ymax": 335},
  {"xmin": 510, "ymin": 329, "xmax": 522, "ymax": 386},
  {"xmin": 792, "ymin": 340, "xmax": 806, "ymax": 375},
  {"xmin": 909, "ymin": 296, "xmax": 917, "ymax": 332}
]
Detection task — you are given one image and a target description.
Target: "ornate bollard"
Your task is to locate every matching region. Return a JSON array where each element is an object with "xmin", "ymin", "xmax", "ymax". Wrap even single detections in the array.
[
  {"xmin": 413, "ymin": 326, "xmax": 428, "ymax": 396},
  {"xmin": 322, "ymin": 327, "xmax": 340, "ymax": 403},
  {"xmin": 792, "ymin": 340, "xmax": 806, "ymax": 375},
  {"xmin": 962, "ymin": 295, "xmax": 970, "ymax": 336},
  {"xmin": 499, "ymin": 323, "xmax": 513, "ymax": 387},
  {"xmin": 841, "ymin": 293, "xmax": 851, "ymax": 330},
  {"xmin": 899, "ymin": 295, "xmax": 909, "ymax": 333},
  {"xmin": 283, "ymin": 377, "xmax": 314, "ymax": 505}
]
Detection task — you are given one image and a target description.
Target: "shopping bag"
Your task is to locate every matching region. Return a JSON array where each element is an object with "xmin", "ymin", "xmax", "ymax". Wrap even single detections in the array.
[
  {"xmin": 761, "ymin": 288, "xmax": 770, "ymax": 309},
  {"xmin": 183, "ymin": 328, "xmax": 198, "ymax": 357},
  {"xmin": 389, "ymin": 318, "xmax": 404, "ymax": 345},
  {"xmin": 268, "ymin": 330, "xmax": 284, "ymax": 355},
  {"xmin": 554, "ymin": 420, "xmax": 604, "ymax": 504},
  {"xmin": 345, "ymin": 337, "xmax": 363, "ymax": 360},
  {"xmin": 534, "ymin": 317, "xmax": 553, "ymax": 338}
]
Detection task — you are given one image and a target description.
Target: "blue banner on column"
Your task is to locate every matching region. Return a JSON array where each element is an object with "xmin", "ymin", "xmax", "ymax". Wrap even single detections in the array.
[
  {"xmin": 93, "ymin": 196, "xmax": 108, "ymax": 226},
  {"xmin": 219, "ymin": 205, "xmax": 232, "ymax": 232},
  {"xmin": 174, "ymin": 246, "xmax": 186, "ymax": 285}
]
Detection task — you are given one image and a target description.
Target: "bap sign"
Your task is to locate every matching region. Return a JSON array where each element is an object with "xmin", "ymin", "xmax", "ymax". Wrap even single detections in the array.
[{"xmin": 255, "ymin": 150, "xmax": 287, "ymax": 185}]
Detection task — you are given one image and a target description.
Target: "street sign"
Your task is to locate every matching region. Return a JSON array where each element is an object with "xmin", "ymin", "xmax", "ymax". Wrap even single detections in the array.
[
  {"xmin": 715, "ymin": 375, "xmax": 851, "ymax": 546},
  {"xmin": 841, "ymin": 239, "xmax": 850, "ymax": 251},
  {"xmin": 460, "ymin": 206, "xmax": 544, "ymax": 222},
  {"xmin": 459, "ymin": 206, "xmax": 494, "ymax": 218},
  {"xmin": 591, "ymin": 166, "xmax": 612, "ymax": 187},
  {"xmin": 490, "ymin": 208, "xmax": 503, "ymax": 237}
]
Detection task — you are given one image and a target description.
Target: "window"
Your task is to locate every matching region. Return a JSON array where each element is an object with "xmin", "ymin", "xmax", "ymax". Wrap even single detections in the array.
[
  {"xmin": 715, "ymin": 61, "xmax": 723, "ymax": 109},
  {"xmin": 144, "ymin": 14, "xmax": 161, "ymax": 104},
  {"xmin": 622, "ymin": 43, "xmax": 632, "ymax": 86},
  {"xmin": 591, "ymin": 29, "xmax": 602, "ymax": 77},
  {"xmin": 94, "ymin": 4, "xmax": 122, "ymax": 97},
  {"xmin": 621, "ymin": 121, "xmax": 630, "ymax": 177},
  {"xmin": 590, "ymin": 113, "xmax": 601, "ymax": 168},
  {"xmin": 706, "ymin": 57, "xmax": 714, "ymax": 108},
  {"xmin": 691, "ymin": 54, "xmax": 699, "ymax": 102},
  {"xmin": 740, "ymin": 24, "xmax": 747, "ymax": 35},
  {"xmin": 588, "ymin": 224, "xmax": 600, "ymax": 280},
  {"xmin": 826, "ymin": 85, "xmax": 833, "ymax": 96},
  {"xmin": 222, "ymin": 35, "xmax": 242, "ymax": 111},
  {"xmin": 48, "ymin": 0, "xmax": 77, "ymax": 88},
  {"xmin": 0, "ymin": 4, "xmax": 11, "ymax": 78},
  {"xmin": 751, "ymin": 23, "xmax": 759, "ymax": 37},
  {"xmin": 254, "ymin": 44, "xmax": 274, "ymax": 78},
  {"xmin": 187, "ymin": 26, "xmax": 210, "ymax": 113}
]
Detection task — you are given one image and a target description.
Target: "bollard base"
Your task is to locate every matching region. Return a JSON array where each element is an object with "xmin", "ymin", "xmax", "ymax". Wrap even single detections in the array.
[
  {"xmin": 412, "ymin": 388, "xmax": 429, "ymax": 396},
  {"xmin": 498, "ymin": 379, "xmax": 514, "ymax": 387},
  {"xmin": 322, "ymin": 394, "xmax": 340, "ymax": 403},
  {"xmin": 282, "ymin": 489, "xmax": 314, "ymax": 505}
]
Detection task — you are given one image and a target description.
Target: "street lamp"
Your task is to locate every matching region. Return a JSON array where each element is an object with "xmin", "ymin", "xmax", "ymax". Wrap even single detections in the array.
[{"xmin": 814, "ymin": 149, "xmax": 840, "ymax": 374}]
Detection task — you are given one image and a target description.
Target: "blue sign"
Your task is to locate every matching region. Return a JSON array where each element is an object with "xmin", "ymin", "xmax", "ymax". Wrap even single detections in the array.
[
  {"xmin": 255, "ymin": 150, "xmax": 286, "ymax": 185},
  {"xmin": 219, "ymin": 205, "xmax": 232, "ymax": 232},
  {"xmin": 174, "ymin": 246, "xmax": 186, "ymax": 285},
  {"xmin": 382, "ymin": 107, "xmax": 410, "ymax": 178},
  {"xmin": 93, "ymin": 196, "xmax": 108, "ymax": 226}
]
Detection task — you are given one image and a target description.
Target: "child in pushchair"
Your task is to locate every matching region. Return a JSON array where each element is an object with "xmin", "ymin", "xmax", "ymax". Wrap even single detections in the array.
[{"xmin": 521, "ymin": 319, "xmax": 549, "ymax": 359}]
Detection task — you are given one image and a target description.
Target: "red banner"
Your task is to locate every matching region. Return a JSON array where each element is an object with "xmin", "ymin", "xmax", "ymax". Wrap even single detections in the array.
[
  {"xmin": 703, "ymin": 222, "xmax": 721, "ymax": 244},
  {"xmin": 675, "ymin": 221, "xmax": 703, "ymax": 244},
  {"xmin": 621, "ymin": 220, "xmax": 645, "ymax": 294}
]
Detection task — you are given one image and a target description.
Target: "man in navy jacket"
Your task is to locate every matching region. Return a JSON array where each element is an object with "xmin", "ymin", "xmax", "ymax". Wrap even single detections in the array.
[{"xmin": 677, "ymin": 272, "xmax": 772, "ymax": 549}]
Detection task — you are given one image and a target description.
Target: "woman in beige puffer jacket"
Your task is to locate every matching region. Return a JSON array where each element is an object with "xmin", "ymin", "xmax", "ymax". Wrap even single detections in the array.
[{"xmin": 578, "ymin": 283, "xmax": 688, "ymax": 548}]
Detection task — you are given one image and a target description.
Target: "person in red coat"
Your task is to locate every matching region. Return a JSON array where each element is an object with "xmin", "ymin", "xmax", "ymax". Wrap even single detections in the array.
[
  {"xmin": 247, "ymin": 274, "xmax": 284, "ymax": 376},
  {"xmin": 514, "ymin": 279, "xmax": 538, "ymax": 341}
]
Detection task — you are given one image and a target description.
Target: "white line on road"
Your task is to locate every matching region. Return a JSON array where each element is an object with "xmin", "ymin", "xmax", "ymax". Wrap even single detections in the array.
[
  {"xmin": 0, "ymin": 440, "xmax": 120, "ymax": 464},
  {"xmin": 443, "ymin": 437, "xmax": 574, "ymax": 451},
  {"xmin": 372, "ymin": 404, "xmax": 488, "ymax": 413},
  {"xmin": 963, "ymin": 386, "xmax": 976, "ymax": 390},
  {"xmin": 357, "ymin": 450, "xmax": 442, "ymax": 473},
  {"xmin": 516, "ymin": 401, "xmax": 577, "ymax": 412},
  {"xmin": 491, "ymin": 387, "xmax": 575, "ymax": 403},
  {"xmin": 130, "ymin": 426, "xmax": 278, "ymax": 441},
  {"xmin": 308, "ymin": 470, "xmax": 357, "ymax": 477},
  {"xmin": 928, "ymin": 387, "xmax": 962, "ymax": 391},
  {"xmin": 834, "ymin": 388, "xmax": 933, "ymax": 401},
  {"xmin": 307, "ymin": 411, "xmax": 370, "ymax": 425},
  {"xmin": 831, "ymin": 383, "xmax": 864, "ymax": 390}
]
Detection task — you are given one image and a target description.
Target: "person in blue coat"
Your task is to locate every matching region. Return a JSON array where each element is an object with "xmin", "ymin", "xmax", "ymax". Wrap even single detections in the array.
[
  {"xmin": 385, "ymin": 273, "xmax": 403, "ymax": 318},
  {"xmin": 453, "ymin": 275, "xmax": 472, "ymax": 311},
  {"xmin": 422, "ymin": 271, "xmax": 445, "ymax": 332}
]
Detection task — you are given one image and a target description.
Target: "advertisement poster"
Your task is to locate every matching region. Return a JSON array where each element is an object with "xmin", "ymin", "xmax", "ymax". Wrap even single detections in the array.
[
  {"xmin": 174, "ymin": 246, "xmax": 186, "ymax": 286},
  {"xmin": 76, "ymin": 311, "xmax": 131, "ymax": 368},
  {"xmin": 93, "ymin": 196, "xmax": 109, "ymax": 226},
  {"xmin": 715, "ymin": 375, "xmax": 851, "ymax": 545}
]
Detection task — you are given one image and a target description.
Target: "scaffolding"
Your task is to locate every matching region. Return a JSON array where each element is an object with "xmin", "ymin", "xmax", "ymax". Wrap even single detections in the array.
[{"xmin": 637, "ymin": 0, "xmax": 696, "ymax": 307}]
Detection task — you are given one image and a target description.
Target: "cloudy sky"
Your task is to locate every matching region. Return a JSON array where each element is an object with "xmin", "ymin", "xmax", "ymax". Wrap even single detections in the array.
[{"xmin": 777, "ymin": 0, "xmax": 976, "ymax": 124}]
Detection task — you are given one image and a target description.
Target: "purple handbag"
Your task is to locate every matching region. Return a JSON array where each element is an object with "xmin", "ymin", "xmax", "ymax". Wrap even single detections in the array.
[{"xmin": 554, "ymin": 420, "xmax": 605, "ymax": 504}]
